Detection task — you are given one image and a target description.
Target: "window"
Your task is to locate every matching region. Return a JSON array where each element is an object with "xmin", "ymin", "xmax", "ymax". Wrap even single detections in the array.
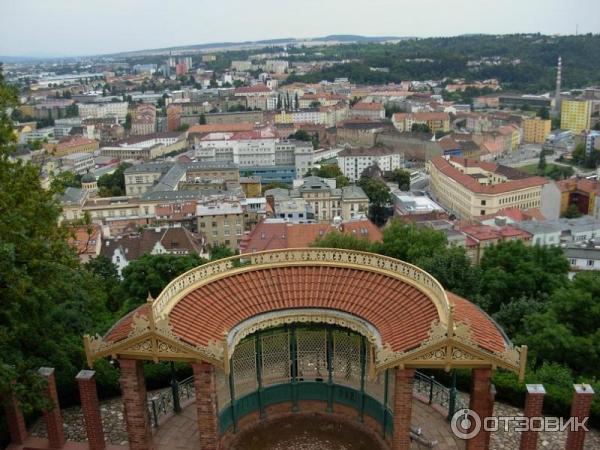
[
  {"xmin": 587, "ymin": 260, "xmax": 595, "ymax": 267},
  {"xmin": 212, "ymin": 222, "xmax": 217, "ymax": 227},
  {"xmin": 480, "ymin": 210, "xmax": 485, "ymax": 215},
  {"xmin": 200, "ymin": 222, "xmax": 206, "ymax": 228}
]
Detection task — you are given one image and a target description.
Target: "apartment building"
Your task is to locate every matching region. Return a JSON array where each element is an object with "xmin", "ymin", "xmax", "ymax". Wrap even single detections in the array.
[
  {"xmin": 131, "ymin": 103, "xmax": 157, "ymax": 136},
  {"xmin": 101, "ymin": 132, "xmax": 187, "ymax": 161},
  {"xmin": 124, "ymin": 161, "xmax": 239, "ymax": 197},
  {"xmin": 428, "ymin": 156, "xmax": 547, "ymax": 220},
  {"xmin": 337, "ymin": 147, "xmax": 405, "ymax": 182},
  {"xmin": 60, "ymin": 152, "xmax": 95, "ymax": 174},
  {"xmin": 47, "ymin": 136, "xmax": 99, "ymax": 157},
  {"xmin": 561, "ymin": 99, "xmax": 592, "ymax": 133},
  {"xmin": 349, "ymin": 102, "xmax": 385, "ymax": 121},
  {"xmin": 392, "ymin": 112, "xmax": 450, "ymax": 133},
  {"xmin": 522, "ymin": 117, "xmax": 552, "ymax": 144},
  {"xmin": 197, "ymin": 202, "xmax": 244, "ymax": 251},
  {"xmin": 266, "ymin": 177, "xmax": 369, "ymax": 222},
  {"xmin": 79, "ymin": 102, "xmax": 129, "ymax": 122}
]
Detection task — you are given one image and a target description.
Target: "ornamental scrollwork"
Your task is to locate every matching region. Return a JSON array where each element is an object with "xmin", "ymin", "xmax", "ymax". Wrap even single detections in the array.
[{"xmin": 88, "ymin": 334, "xmax": 111, "ymax": 354}]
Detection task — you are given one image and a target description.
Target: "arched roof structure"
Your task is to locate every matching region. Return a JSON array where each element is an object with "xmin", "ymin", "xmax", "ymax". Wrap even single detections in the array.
[{"xmin": 85, "ymin": 249, "xmax": 527, "ymax": 379}]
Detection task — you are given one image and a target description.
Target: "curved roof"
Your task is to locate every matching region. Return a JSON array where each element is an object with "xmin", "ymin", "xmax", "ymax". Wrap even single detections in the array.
[{"xmin": 89, "ymin": 249, "xmax": 524, "ymax": 377}]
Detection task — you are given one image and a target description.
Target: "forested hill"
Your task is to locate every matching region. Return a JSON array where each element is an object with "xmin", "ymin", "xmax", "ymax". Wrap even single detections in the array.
[{"xmin": 285, "ymin": 34, "xmax": 600, "ymax": 92}]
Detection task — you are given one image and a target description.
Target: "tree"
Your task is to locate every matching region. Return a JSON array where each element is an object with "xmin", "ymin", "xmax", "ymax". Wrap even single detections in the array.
[
  {"xmin": 97, "ymin": 163, "xmax": 131, "ymax": 197},
  {"xmin": 357, "ymin": 177, "xmax": 391, "ymax": 226},
  {"xmin": 0, "ymin": 67, "xmax": 115, "ymax": 413},
  {"xmin": 177, "ymin": 123, "xmax": 190, "ymax": 132},
  {"xmin": 309, "ymin": 101, "xmax": 321, "ymax": 108},
  {"xmin": 376, "ymin": 220, "xmax": 446, "ymax": 263},
  {"xmin": 538, "ymin": 106, "xmax": 550, "ymax": 120},
  {"xmin": 537, "ymin": 150, "xmax": 546, "ymax": 175},
  {"xmin": 198, "ymin": 113, "xmax": 207, "ymax": 125},
  {"xmin": 50, "ymin": 171, "xmax": 82, "ymax": 193},
  {"xmin": 276, "ymin": 94, "xmax": 282, "ymax": 110},
  {"xmin": 312, "ymin": 231, "xmax": 374, "ymax": 252},
  {"xmin": 478, "ymin": 240, "xmax": 569, "ymax": 314},
  {"xmin": 411, "ymin": 123, "xmax": 431, "ymax": 133},
  {"xmin": 209, "ymin": 244, "xmax": 235, "ymax": 261},
  {"xmin": 124, "ymin": 113, "xmax": 132, "ymax": 131},
  {"xmin": 563, "ymin": 204, "xmax": 582, "ymax": 219},
  {"xmin": 392, "ymin": 168, "xmax": 411, "ymax": 191},
  {"xmin": 118, "ymin": 253, "xmax": 208, "ymax": 313},
  {"xmin": 522, "ymin": 272, "xmax": 600, "ymax": 377},
  {"xmin": 289, "ymin": 130, "xmax": 312, "ymax": 142},
  {"xmin": 294, "ymin": 92, "xmax": 299, "ymax": 109}
]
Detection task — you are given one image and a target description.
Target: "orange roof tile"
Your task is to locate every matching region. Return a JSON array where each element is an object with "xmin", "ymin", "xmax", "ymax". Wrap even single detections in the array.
[{"xmin": 430, "ymin": 156, "xmax": 547, "ymax": 195}]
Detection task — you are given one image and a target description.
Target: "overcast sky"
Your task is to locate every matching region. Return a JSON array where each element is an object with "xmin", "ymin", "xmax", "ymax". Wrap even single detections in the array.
[{"xmin": 1, "ymin": 0, "xmax": 599, "ymax": 57}]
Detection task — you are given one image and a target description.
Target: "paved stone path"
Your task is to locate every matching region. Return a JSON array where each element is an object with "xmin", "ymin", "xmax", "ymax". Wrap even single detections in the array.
[{"xmin": 29, "ymin": 392, "xmax": 599, "ymax": 449}]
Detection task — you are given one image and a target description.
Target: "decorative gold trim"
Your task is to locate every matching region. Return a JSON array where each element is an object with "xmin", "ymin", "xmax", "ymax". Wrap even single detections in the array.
[{"xmin": 83, "ymin": 249, "xmax": 527, "ymax": 378}]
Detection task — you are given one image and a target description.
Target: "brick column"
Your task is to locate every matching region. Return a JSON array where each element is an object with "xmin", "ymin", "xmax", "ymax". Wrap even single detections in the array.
[
  {"xmin": 391, "ymin": 368, "xmax": 414, "ymax": 450},
  {"xmin": 466, "ymin": 367, "xmax": 492, "ymax": 450},
  {"xmin": 192, "ymin": 362, "xmax": 219, "ymax": 450},
  {"xmin": 38, "ymin": 367, "xmax": 66, "ymax": 448},
  {"xmin": 76, "ymin": 370, "xmax": 105, "ymax": 450},
  {"xmin": 119, "ymin": 359, "xmax": 154, "ymax": 450},
  {"xmin": 565, "ymin": 384, "xmax": 595, "ymax": 450},
  {"xmin": 519, "ymin": 384, "xmax": 545, "ymax": 450},
  {"xmin": 3, "ymin": 381, "xmax": 28, "ymax": 445}
]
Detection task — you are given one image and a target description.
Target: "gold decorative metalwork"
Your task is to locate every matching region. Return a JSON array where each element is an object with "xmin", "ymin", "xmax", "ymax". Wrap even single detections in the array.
[{"xmin": 83, "ymin": 248, "xmax": 528, "ymax": 380}]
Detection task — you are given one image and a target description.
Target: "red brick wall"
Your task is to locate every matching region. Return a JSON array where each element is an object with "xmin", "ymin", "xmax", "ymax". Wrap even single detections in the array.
[
  {"xmin": 392, "ymin": 368, "xmax": 414, "ymax": 450},
  {"xmin": 565, "ymin": 385, "xmax": 595, "ymax": 450},
  {"xmin": 119, "ymin": 359, "xmax": 154, "ymax": 450},
  {"xmin": 38, "ymin": 367, "xmax": 66, "ymax": 448},
  {"xmin": 192, "ymin": 362, "xmax": 219, "ymax": 450},
  {"xmin": 3, "ymin": 381, "xmax": 28, "ymax": 445},
  {"xmin": 519, "ymin": 386, "xmax": 545, "ymax": 450},
  {"xmin": 467, "ymin": 368, "xmax": 492, "ymax": 450},
  {"xmin": 77, "ymin": 370, "xmax": 106, "ymax": 450}
]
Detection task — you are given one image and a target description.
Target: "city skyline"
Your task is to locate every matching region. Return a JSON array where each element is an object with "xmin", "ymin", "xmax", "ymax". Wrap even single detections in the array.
[{"xmin": 1, "ymin": 0, "xmax": 599, "ymax": 57}]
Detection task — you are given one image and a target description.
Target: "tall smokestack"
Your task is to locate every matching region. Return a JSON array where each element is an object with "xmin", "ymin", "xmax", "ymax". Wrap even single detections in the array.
[{"xmin": 555, "ymin": 56, "xmax": 562, "ymax": 114}]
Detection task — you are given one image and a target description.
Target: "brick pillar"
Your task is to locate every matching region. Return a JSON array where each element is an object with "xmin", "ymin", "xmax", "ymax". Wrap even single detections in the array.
[
  {"xmin": 565, "ymin": 384, "xmax": 595, "ymax": 450},
  {"xmin": 466, "ymin": 368, "xmax": 492, "ymax": 450},
  {"xmin": 391, "ymin": 368, "xmax": 414, "ymax": 450},
  {"xmin": 76, "ymin": 370, "xmax": 106, "ymax": 450},
  {"xmin": 3, "ymin": 381, "xmax": 28, "ymax": 445},
  {"xmin": 192, "ymin": 362, "xmax": 219, "ymax": 450},
  {"xmin": 38, "ymin": 367, "xmax": 66, "ymax": 448},
  {"xmin": 519, "ymin": 384, "xmax": 545, "ymax": 450},
  {"xmin": 119, "ymin": 359, "xmax": 154, "ymax": 450}
]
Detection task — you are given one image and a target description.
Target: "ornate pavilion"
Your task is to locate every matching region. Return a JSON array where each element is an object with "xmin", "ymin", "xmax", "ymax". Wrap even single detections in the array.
[{"xmin": 8, "ymin": 249, "xmax": 591, "ymax": 450}]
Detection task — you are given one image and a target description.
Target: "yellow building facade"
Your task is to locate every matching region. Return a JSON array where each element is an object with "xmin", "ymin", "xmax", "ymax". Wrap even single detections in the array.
[
  {"xmin": 428, "ymin": 157, "xmax": 547, "ymax": 220},
  {"xmin": 523, "ymin": 118, "xmax": 551, "ymax": 143},
  {"xmin": 561, "ymin": 100, "xmax": 591, "ymax": 133}
]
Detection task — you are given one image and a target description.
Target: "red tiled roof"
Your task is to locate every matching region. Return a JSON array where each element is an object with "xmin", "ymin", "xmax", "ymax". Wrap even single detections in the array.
[
  {"xmin": 105, "ymin": 265, "xmax": 509, "ymax": 355},
  {"xmin": 171, "ymin": 266, "xmax": 437, "ymax": 353},
  {"xmin": 430, "ymin": 156, "xmax": 547, "ymax": 194},
  {"xmin": 450, "ymin": 293, "xmax": 506, "ymax": 353},
  {"xmin": 234, "ymin": 84, "xmax": 272, "ymax": 94},
  {"xmin": 352, "ymin": 102, "xmax": 384, "ymax": 111},
  {"xmin": 240, "ymin": 220, "xmax": 382, "ymax": 254}
]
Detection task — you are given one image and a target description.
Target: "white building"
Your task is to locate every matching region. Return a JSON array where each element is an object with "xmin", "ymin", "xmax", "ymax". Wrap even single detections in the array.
[
  {"xmin": 61, "ymin": 152, "xmax": 95, "ymax": 175},
  {"xmin": 79, "ymin": 102, "xmax": 129, "ymax": 122},
  {"xmin": 337, "ymin": 147, "xmax": 405, "ymax": 182}
]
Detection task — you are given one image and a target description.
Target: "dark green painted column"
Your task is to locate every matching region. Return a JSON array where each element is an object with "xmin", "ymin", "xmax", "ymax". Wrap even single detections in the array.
[
  {"xmin": 228, "ymin": 362, "xmax": 238, "ymax": 432},
  {"xmin": 359, "ymin": 336, "xmax": 367, "ymax": 422},
  {"xmin": 290, "ymin": 324, "xmax": 299, "ymax": 412},
  {"xmin": 447, "ymin": 369, "xmax": 457, "ymax": 422},
  {"xmin": 382, "ymin": 369, "xmax": 389, "ymax": 437},
  {"xmin": 326, "ymin": 327, "xmax": 334, "ymax": 413},
  {"xmin": 255, "ymin": 334, "xmax": 265, "ymax": 419}
]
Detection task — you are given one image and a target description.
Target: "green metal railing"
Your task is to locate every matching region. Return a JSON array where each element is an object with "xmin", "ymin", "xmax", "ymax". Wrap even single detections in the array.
[
  {"xmin": 148, "ymin": 374, "xmax": 195, "ymax": 428},
  {"xmin": 146, "ymin": 368, "xmax": 462, "ymax": 434}
]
